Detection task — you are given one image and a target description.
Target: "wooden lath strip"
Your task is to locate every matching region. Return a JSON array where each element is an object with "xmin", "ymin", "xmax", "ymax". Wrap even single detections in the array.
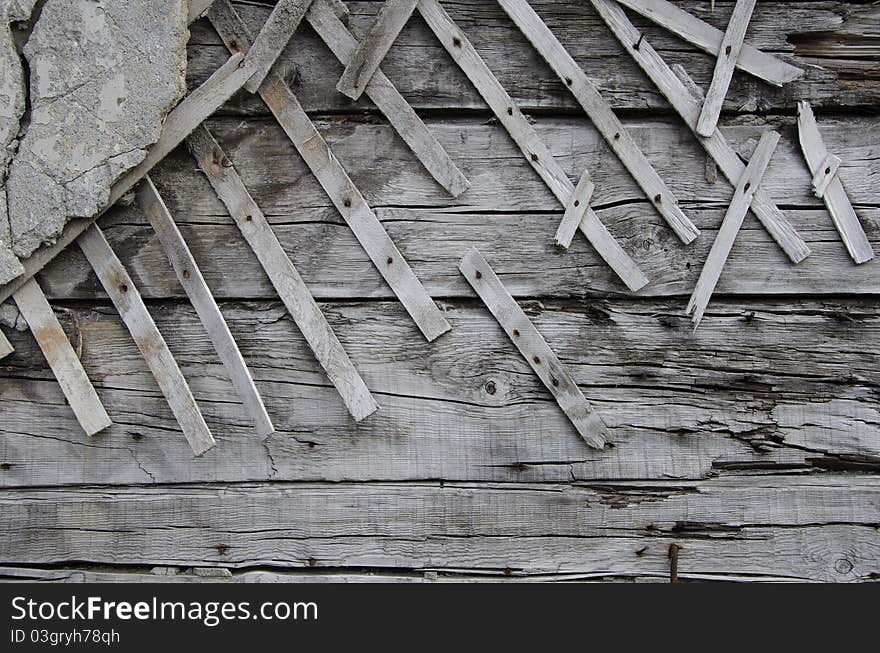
[
  {"xmin": 459, "ymin": 248, "xmax": 609, "ymax": 450},
  {"xmin": 797, "ymin": 101, "xmax": 874, "ymax": 265},
  {"xmin": 12, "ymin": 278, "xmax": 112, "ymax": 436},
  {"xmin": 77, "ymin": 226, "xmax": 216, "ymax": 456},
  {"xmin": 687, "ymin": 131, "xmax": 780, "ymax": 329},
  {"xmin": 336, "ymin": 0, "xmax": 420, "ymax": 100},
  {"xmin": 207, "ymin": 0, "xmax": 451, "ymax": 342},
  {"xmin": 242, "ymin": 0, "xmax": 315, "ymax": 94},
  {"xmin": 137, "ymin": 176, "xmax": 276, "ymax": 436},
  {"xmin": 496, "ymin": 0, "xmax": 699, "ymax": 245},
  {"xmin": 555, "ymin": 169, "xmax": 595, "ymax": 249},
  {"xmin": 696, "ymin": 0, "xmax": 756, "ymax": 138},
  {"xmin": 417, "ymin": 0, "xmax": 648, "ymax": 292},
  {"xmin": 614, "ymin": 0, "xmax": 803, "ymax": 86},
  {"xmin": 0, "ymin": 329, "xmax": 12, "ymax": 360},
  {"xmin": 187, "ymin": 126, "xmax": 380, "ymax": 423},
  {"xmin": 591, "ymin": 0, "xmax": 811, "ymax": 264},
  {"xmin": 304, "ymin": 0, "xmax": 469, "ymax": 197}
]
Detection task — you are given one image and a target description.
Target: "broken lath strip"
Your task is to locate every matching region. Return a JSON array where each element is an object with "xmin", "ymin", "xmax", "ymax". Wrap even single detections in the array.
[
  {"xmin": 12, "ymin": 277, "xmax": 112, "ymax": 437},
  {"xmin": 417, "ymin": 0, "xmax": 648, "ymax": 292},
  {"xmin": 687, "ymin": 130, "xmax": 780, "ymax": 329},
  {"xmin": 459, "ymin": 248, "xmax": 609, "ymax": 450},
  {"xmin": 796, "ymin": 101, "xmax": 874, "ymax": 265},
  {"xmin": 591, "ymin": 0, "xmax": 811, "ymax": 264},
  {"xmin": 497, "ymin": 0, "xmax": 699, "ymax": 245},
  {"xmin": 242, "ymin": 0, "xmax": 315, "ymax": 94},
  {"xmin": 207, "ymin": 0, "xmax": 451, "ymax": 342},
  {"xmin": 77, "ymin": 225, "xmax": 216, "ymax": 456},
  {"xmin": 137, "ymin": 176, "xmax": 276, "ymax": 436},
  {"xmin": 187, "ymin": 125, "xmax": 379, "ymax": 423}
]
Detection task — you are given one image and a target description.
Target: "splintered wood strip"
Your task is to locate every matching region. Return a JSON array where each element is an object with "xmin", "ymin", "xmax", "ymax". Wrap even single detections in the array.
[
  {"xmin": 614, "ymin": 0, "xmax": 803, "ymax": 86},
  {"xmin": 417, "ymin": 0, "xmax": 647, "ymax": 292},
  {"xmin": 137, "ymin": 177, "xmax": 276, "ymax": 436},
  {"xmin": 323, "ymin": 0, "xmax": 349, "ymax": 21},
  {"xmin": 797, "ymin": 101, "xmax": 874, "ymax": 265},
  {"xmin": 555, "ymin": 169, "xmax": 595, "ymax": 249},
  {"xmin": 496, "ymin": 0, "xmax": 699, "ymax": 245},
  {"xmin": 207, "ymin": 1, "xmax": 451, "ymax": 342},
  {"xmin": 303, "ymin": 0, "xmax": 469, "ymax": 196},
  {"xmin": 687, "ymin": 131, "xmax": 780, "ymax": 329},
  {"xmin": 77, "ymin": 226, "xmax": 215, "ymax": 456},
  {"xmin": 12, "ymin": 278, "xmax": 112, "ymax": 437},
  {"xmin": 187, "ymin": 0, "xmax": 217, "ymax": 23},
  {"xmin": 187, "ymin": 126, "xmax": 379, "ymax": 422},
  {"xmin": 811, "ymin": 154, "xmax": 841, "ymax": 200},
  {"xmin": 459, "ymin": 248, "xmax": 609, "ymax": 449},
  {"xmin": 242, "ymin": 0, "xmax": 315, "ymax": 94},
  {"xmin": 591, "ymin": 0, "xmax": 810, "ymax": 265},
  {"xmin": 336, "ymin": 0, "xmax": 420, "ymax": 100},
  {"xmin": 0, "ymin": 330, "xmax": 12, "ymax": 360},
  {"xmin": 696, "ymin": 0, "xmax": 756, "ymax": 138}
]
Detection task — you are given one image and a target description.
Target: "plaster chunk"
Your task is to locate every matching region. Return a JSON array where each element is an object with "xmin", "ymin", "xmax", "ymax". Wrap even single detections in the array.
[{"xmin": 4, "ymin": 0, "xmax": 188, "ymax": 274}]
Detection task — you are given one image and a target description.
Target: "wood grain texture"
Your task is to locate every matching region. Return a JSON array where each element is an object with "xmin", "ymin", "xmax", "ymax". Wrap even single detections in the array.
[
  {"xmin": 687, "ymin": 130, "xmax": 780, "ymax": 328},
  {"xmin": 555, "ymin": 168, "xmax": 595, "ymax": 249},
  {"xmin": 497, "ymin": 0, "xmax": 699, "ymax": 245},
  {"xmin": 11, "ymin": 278, "xmax": 111, "ymax": 437},
  {"xmin": 187, "ymin": 126, "xmax": 379, "ymax": 422},
  {"xmin": 417, "ymin": 0, "xmax": 648, "ymax": 292},
  {"xmin": 138, "ymin": 177, "xmax": 275, "ymax": 437},
  {"xmin": 77, "ymin": 226, "xmax": 216, "ymax": 456},
  {"xmin": 615, "ymin": 0, "xmax": 802, "ymax": 86},
  {"xmin": 336, "ymin": 0, "xmax": 420, "ymax": 100},
  {"xmin": 696, "ymin": 0, "xmax": 756, "ymax": 137},
  {"xmin": 591, "ymin": 0, "xmax": 810, "ymax": 264},
  {"xmin": 797, "ymin": 101, "xmax": 875, "ymax": 265},
  {"xmin": 459, "ymin": 248, "xmax": 609, "ymax": 449},
  {"xmin": 241, "ymin": 0, "xmax": 315, "ymax": 93},
  {"xmin": 1, "ymin": 477, "xmax": 877, "ymax": 582}
]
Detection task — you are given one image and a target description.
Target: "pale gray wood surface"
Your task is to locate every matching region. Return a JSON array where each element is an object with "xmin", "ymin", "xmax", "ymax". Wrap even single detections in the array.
[
  {"xmin": 336, "ymin": 0, "xmax": 420, "ymax": 100},
  {"xmin": 497, "ymin": 0, "xmax": 700, "ymax": 245},
  {"xmin": 241, "ymin": 0, "xmax": 315, "ymax": 93},
  {"xmin": 188, "ymin": 126, "xmax": 379, "ymax": 422},
  {"xmin": 138, "ymin": 177, "xmax": 275, "ymax": 437},
  {"xmin": 77, "ymin": 226, "xmax": 216, "ymax": 456},
  {"xmin": 0, "ymin": 329, "xmax": 12, "ymax": 360},
  {"xmin": 11, "ymin": 278, "xmax": 111, "ymax": 437},
  {"xmin": 592, "ymin": 0, "xmax": 811, "ymax": 264},
  {"xmin": 695, "ymin": 0, "xmax": 756, "ymax": 137},
  {"xmin": 687, "ymin": 130, "xmax": 779, "ymax": 328},
  {"xmin": 460, "ymin": 248, "xmax": 609, "ymax": 449},
  {"xmin": 555, "ymin": 168, "xmax": 595, "ymax": 249},
  {"xmin": 797, "ymin": 101, "xmax": 875, "ymax": 265}
]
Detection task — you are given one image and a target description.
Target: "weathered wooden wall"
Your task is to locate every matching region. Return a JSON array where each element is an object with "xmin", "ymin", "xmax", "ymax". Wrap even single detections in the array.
[{"xmin": 1, "ymin": 0, "xmax": 879, "ymax": 583}]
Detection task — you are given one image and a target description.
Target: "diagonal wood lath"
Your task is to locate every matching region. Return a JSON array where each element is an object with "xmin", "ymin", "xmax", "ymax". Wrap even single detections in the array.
[{"xmin": 417, "ymin": 0, "xmax": 648, "ymax": 292}]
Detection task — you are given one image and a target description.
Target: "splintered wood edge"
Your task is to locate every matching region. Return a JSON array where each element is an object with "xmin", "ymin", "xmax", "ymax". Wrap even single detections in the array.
[
  {"xmin": 496, "ymin": 0, "xmax": 699, "ymax": 245},
  {"xmin": 688, "ymin": 130, "xmax": 781, "ymax": 329},
  {"xmin": 459, "ymin": 248, "xmax": 609, "ymax": 449},
  {"xmin": 695, "ymin": 0, "xmax": 757, "ymax": 138},
  {"xmin": 417, "ymin": 0, "xmax": 647, "ymax": 292},
  {"xmin": 12, "ymin": 277, "xmax": 112, "ymax": 436},
  {"xmin": 336, "ymin": 0, "xmax": 420, "ymax": 100},
  {"xmin": 76, "ymin": 225, "xmax": 216, "ymax": 456},
  {"xmin": 187, "ymin": 125, "xmax": 379, "ymax": 422},
  {"xmin": 591, "ymin": 0, "xmax": 810, "ymax": 265},
  {"xmin": 137, "ymin": 176, "xmax": 276, "ymax": 437}
]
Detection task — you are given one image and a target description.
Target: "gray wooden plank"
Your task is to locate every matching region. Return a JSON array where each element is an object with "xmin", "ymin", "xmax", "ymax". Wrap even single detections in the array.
[
  {"xmin": 417, "ymin": 0, "xmax": 648, "ymax": 292},
  {"xmin": 687, "ymin": 131, "xmax": 780, "ymax": 329},
  {"xmin": 137, "ymin": 176, "xmax": 275, "ymax": 436},
  {"xmin": 591, "ymin": 0, "xmax": 811, "ymax": 265},
  {"xmin": 206, "ymin": 2, "xmax": 450, "ymax": 342},
  {"xmin": 76, "ymin": 226, "xmax": 215, "ymax": 456},
  {"xmin": 305, "ymin": 0, "xmax": 469, "ymax": 197},
  {"xmin": 187, "ymin": 126, "xmax": 378, "ymax": 422},
  {"xmin": 2, "ymin": 478, "xmax": 877, "ymax": 582},
  {"xmin": 241, "ymin": 0, "xmax": 315, "ymax": 94},
  {"xmin": 555, "ymin": 168, "xmax": 595, "ymax": 249},
  {"xmin": 460, "ymin": 249, "xmax": 608, "ymax": 449},
  {"xmin": 797, "ymin": 101, "xmax": 874, "ymax": 265},
  {"xmin": 0, "ymin": 329, "xmax": 12, "ymax": 360},
  {"xmin": 11, "ymin": 278, "xmax": 111, "ymax": 437},
  {"xmin": 696, "ymin": 0, "xmax": 757, "ymax": 137},
  {"xmin": 614, "ymin": 0, "xmax": 803, "ymax": 86},
  {"xmin": 336, "ymin": 0, "xmax": 420, "ymax": 100},
  {"xmin": 496, "ymin": 0, "xmax": 699, "ymax": 245}
]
